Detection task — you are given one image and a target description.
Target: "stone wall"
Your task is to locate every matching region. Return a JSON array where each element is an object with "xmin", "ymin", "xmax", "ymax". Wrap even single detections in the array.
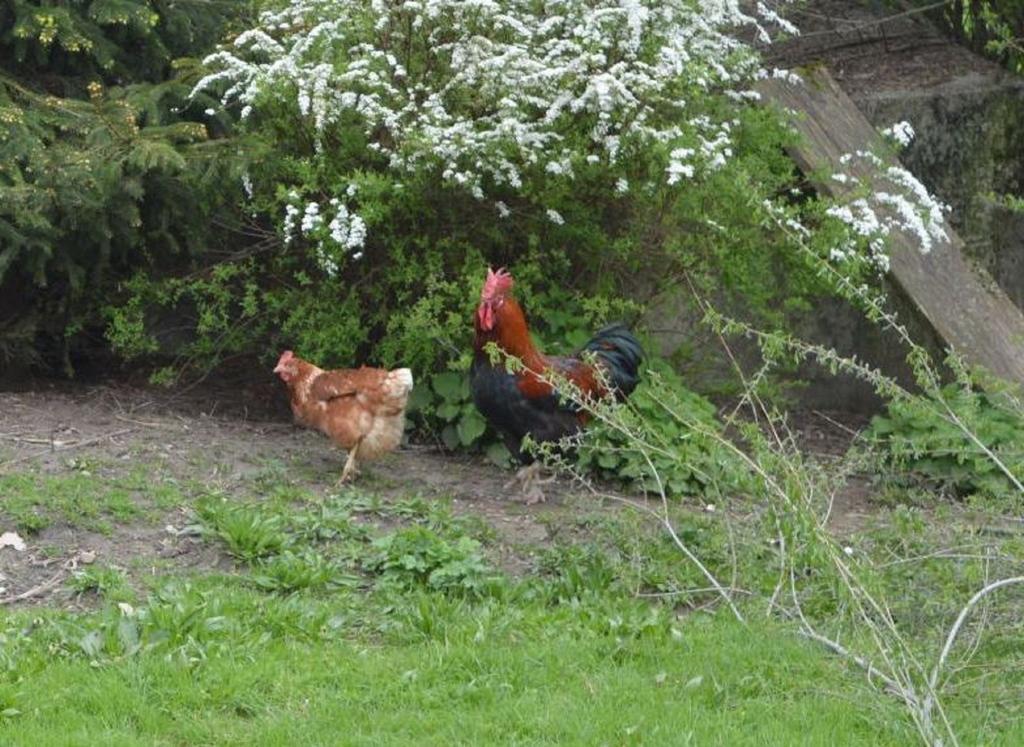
[{"xmin": 647, "ymin": 1, "xmax": 1024, "ymax": 412}]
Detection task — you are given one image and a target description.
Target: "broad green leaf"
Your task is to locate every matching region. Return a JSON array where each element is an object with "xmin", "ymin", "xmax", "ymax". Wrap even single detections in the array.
[
  {"xmin": 457, "ymin": 411, "xmax": 486, "ymax": 446},
  {"xmin": 436, "ymin": 402, "xmax": 461, "ymax": 420},
  {"xmin": 406, "ymin": 383, "xmax": 433, "ymax": 413},
  {"xmin": 431, "ymin": 372, "xmax": 464, "ymax": 402}
]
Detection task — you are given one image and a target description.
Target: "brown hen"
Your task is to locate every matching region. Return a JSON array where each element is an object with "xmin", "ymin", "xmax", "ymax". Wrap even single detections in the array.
[{"xmin": 274, "ymin": 350, "xmax": 414, "ymax": 483}]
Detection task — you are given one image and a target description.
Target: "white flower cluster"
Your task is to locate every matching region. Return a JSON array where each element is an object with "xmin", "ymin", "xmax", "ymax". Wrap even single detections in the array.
[
  {"xmin": 194, "ymin": 0, "xmax": 798, "ymax": 215},
  {"xmin": 826, "ymin": 151, "xmax": 950, "ymax": 270},
  {"xmin": 825, "ymin": 199, "xmax": 890, "ymax": 270},
  {"xmin": 281, "ymin": 190, "xmax": 367, "ymax": 275},
  {"xmin": 880, "ymin": 165, "xmax": 949, "ymax": 253},
  {"xmin": 881, "ymin": 120, "xmax": 915, "ymax": 149}
]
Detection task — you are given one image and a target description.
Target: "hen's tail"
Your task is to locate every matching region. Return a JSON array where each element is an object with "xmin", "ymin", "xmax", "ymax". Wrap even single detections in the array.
[
  {"xmin": 583, "ymin": 324, "xmax": 643, "ymax": 400},
  {"xmin": 384, "ymin": 368, "xmax": 415, "ymax": 399}
]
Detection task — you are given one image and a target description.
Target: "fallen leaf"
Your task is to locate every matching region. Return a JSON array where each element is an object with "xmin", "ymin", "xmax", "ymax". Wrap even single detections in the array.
[{"xmin": 0, "ymin": 532, "xmax": 26, "ymax": 552}]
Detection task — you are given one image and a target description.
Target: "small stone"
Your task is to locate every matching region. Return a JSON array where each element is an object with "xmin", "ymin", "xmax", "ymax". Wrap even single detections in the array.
[{"xmin": 0, "ymin": 532, "xmax": 26, "ymax": 552}]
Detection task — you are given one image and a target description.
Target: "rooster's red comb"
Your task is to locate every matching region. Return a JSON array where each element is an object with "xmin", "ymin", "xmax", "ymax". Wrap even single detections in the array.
[{"xmin": 482, "ymin": 267, "xmax": 513, "ymax": 301}]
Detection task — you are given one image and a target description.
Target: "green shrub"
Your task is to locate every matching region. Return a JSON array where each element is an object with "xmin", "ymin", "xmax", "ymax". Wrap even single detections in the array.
[
  {"xmin": 0, "ymin": 0, "xmax": 248, "ymax": 370},
  {"xmin": 578, "ymin": 362, "xmax": 747, "ymax": 498},
  {"xmin": 363, "ymin": 526, "xmax": 496, "ymax": 596},
  {"xmin": 952, "ymin": 1, "xmax": 1024, "ymax": 73},
  {"xmin": 868, "ymin": 383, "xmax": 1024, "ymax": 500},
  {"xmin": 103, "ymin": 0, "xmax": 845, "ymax": 398}
]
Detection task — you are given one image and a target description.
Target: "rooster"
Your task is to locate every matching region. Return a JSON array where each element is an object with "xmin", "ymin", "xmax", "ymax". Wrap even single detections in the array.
[
  {"xmin": 273, "ymin": 351, "xmax": 414, "ymax": 484},
  {"xmin": 471, "ymin": 268, "xmax": 643, "ymax": 503}
]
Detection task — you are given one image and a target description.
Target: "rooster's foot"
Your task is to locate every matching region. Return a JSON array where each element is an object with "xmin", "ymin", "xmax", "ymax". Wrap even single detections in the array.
[{"xmin": 505, "ymin": 463, "xmax": 555, "ymax": 505}]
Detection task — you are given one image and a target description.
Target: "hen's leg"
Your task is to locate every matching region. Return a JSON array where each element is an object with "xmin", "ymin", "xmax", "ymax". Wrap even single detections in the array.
[{"xmin": 338, "ymin": 440, "xmax": 362, "ymax": 485}]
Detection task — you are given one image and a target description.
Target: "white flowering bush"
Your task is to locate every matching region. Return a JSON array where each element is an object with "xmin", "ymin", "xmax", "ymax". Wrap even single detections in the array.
[
  {"xmin": 111, "ymin": 1, "xmax": 878, "ymax": 395},
  {"xmin": 191, "ymin": 0, "xmax": 809, "ymax": 274}
]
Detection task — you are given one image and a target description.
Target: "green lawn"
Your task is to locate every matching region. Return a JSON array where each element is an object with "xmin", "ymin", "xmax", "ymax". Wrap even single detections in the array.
[
  {"xmin": 1, "ymin": 469, "xmax": 1021, "ymax": 746},
  {"xmin": 3, "ymin": 597, "xmax": 911, "ymax": 746}
]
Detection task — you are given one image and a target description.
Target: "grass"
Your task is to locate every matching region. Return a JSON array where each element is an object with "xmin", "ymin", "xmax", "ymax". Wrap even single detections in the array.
[
  {"xmin": 0, "ymin": 467, "xmax": 189, "ymax": 535},
  {"xmin": 0, "ymin": 604, "xmax": 912, "ymax": 746},
  {"xmin": 1, "ymin": 464, "xmax": 1022, "ymax": 746}
]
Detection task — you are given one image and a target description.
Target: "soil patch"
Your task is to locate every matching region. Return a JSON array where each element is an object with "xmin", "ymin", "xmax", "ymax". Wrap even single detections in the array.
[{"xmin": 0, "ymin": 382, "xmax": 875, "ymax": 606}]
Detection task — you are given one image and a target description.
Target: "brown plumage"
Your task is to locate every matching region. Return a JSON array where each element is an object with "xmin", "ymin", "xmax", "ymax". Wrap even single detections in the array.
[{"xmin": 273, "ymin": 350, "xmax": 414, "ymax": 483}]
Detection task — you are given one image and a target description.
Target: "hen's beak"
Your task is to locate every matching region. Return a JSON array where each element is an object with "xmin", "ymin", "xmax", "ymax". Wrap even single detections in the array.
[{"xmin": 273, "ymin": 363, "xmax": 285, "ymax": 375}]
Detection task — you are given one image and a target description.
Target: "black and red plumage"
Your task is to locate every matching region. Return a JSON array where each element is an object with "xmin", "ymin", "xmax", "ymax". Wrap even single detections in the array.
[{"xmin": 470, "ymin": 267, "xmax": 642, "ymax": 499}]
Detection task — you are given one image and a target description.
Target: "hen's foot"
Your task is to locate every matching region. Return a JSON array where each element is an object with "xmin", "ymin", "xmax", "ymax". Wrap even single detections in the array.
[
  {"xmin": 336, "ymin": 467, "xmax": 360, "ymax": 486},
  {"xmin": 338, "ymin": 443, "xmax": 361, "ymax": 485}
]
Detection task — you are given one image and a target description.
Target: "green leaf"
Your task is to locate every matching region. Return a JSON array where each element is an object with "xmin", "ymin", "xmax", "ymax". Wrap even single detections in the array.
[
  {"xmin": 457, "ymin": 411, "xmax": 486, "ymax": 446},
  {"xmin": 79, "ymin": 630, "xmax": 103, "ymax": 657},
  {"xmin": 436, "ymin": 402, "xmax": 461, "ymax": 420},
  {"xmin": 485, "ymin": 441, "xmax": 512, "ymax": 467},
  {"xmin": 440, "ymin": 425, "xmax": 460, "ymax": 451},
  {"xmin": 406, "ymin": 384, "xmax": 432, "ymax": 413},
  {"xmin": 431, "ymin": 372, "xmax": 464, "ymax": 402}
]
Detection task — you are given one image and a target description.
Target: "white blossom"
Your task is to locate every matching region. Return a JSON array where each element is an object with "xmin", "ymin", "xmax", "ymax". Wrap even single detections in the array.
[
  {"xmin": 316, "ymin": 245, "xmax": 339, "ymax": 277},
  {"xmin": 282, "ymin": 203, "xmax": 300, "ymax": 244},
  {"xmin": 326, "ymin": 202, "xmax": 367, "ymax": 251},
  {"xmin": 826, "ymin": 150, "xmax": 950, "ymax": 268},
  {"xmin": 881, "ymin": 120, "xmax": 915, "ymax": 149},
  {"xmin": 301, "ymin": 201, "xmax": 322, "ymax": 233},
  {"xmin": 193, "ymin": 0, "xmax": 802, "ymax": 250}
]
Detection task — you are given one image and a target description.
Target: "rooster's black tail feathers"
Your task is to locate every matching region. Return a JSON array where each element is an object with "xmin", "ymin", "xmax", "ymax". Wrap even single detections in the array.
[{"xmin": 583, "ymin": 324, "xmax": 643, "ymax": 400}]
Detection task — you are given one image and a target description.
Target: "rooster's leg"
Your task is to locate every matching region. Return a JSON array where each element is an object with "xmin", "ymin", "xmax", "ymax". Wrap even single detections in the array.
[
  {"xmin": 504, "ymin": 462, "xmax": 555, "ymax": 505},
  {"xmin": 338, "ymin": 440, "xmax": 362, "ymax": 485}
]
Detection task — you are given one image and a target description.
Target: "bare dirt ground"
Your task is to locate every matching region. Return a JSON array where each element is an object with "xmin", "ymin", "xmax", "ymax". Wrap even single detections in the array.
[{"xmin": 0, "ymin": 381, "xmax": 877, "ymax": 608}]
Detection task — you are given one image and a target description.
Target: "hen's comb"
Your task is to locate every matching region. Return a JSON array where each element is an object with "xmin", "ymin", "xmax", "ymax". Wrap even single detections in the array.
[{"xmin": 482, "ymin": 267, "xmax": 514, "ymax": 300}]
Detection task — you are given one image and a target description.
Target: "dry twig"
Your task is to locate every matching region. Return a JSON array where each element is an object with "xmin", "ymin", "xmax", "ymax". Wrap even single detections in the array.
[{"xmin": 0, "ymin": 554, "xmax": 81, "ymax": 606}]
